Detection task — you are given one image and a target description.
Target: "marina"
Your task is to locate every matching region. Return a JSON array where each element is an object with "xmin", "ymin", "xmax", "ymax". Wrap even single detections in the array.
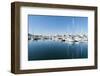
[
  {"xmin": 28, "ymin": 33, "xmax": 88, "ymax": 61},
  {"xmin": 28, "ymin": 15, "xmax": 88, "ymax": 61},
  {"xmin": 28, "ymin": 33, "xmax": 88, "ymax": 43}
]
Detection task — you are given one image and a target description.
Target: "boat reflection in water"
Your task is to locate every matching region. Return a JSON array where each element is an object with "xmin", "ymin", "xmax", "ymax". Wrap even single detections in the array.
[{"xmin": 28, "ymin": 34, "xmax": 88, "ymax": 61}]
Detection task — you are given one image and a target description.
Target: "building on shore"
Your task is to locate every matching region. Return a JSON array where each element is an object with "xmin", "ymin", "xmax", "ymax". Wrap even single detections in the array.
[{"xmin": 28, "ymin": 33, "xmax": 88, "ymax": 42}]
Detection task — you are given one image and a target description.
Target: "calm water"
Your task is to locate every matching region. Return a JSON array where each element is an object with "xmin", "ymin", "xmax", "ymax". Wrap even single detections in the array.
[{"xmin": 28, "ymin": 40, "xmax": 88, "ymax": 61}]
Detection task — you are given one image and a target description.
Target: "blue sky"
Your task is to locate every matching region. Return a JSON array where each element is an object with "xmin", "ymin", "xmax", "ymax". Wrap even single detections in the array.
[{"xmin": 28, "ymin": 15, "xmax": 88, "ymax": 35}]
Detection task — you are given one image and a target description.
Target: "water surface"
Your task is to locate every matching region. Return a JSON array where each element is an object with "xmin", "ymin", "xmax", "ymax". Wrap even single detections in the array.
[{"xmin": 28, "ymin": 40, "xmax": 88, "ymax": 61}]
